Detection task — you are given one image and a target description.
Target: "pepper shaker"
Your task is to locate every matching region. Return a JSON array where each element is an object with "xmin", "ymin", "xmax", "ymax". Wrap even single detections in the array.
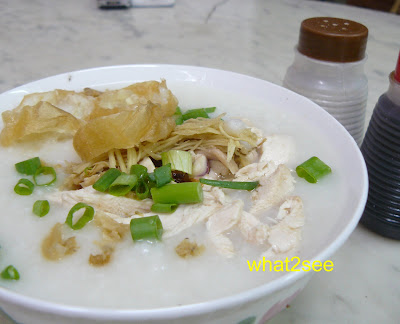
[{"xmin": 283, "ymin": 17, "xmax": 368, "ymax": 146}]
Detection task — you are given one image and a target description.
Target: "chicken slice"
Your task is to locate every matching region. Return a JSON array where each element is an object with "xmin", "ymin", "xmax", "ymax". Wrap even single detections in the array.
[
  {"xmin": 267, "ymin": 196, "xmax": 304, "ymax": 254},
  {"xmin": 49, "ymin": 186, "xmax": 153, "ymax": 216},
  {"xmin": 260, "ymin": 134, "xmax": 295, "ymax": 165},
  {"xmin": 206, "ymin": 200, "xmax": 243, "ymax": 257},
  {"xmin": 239, "ymin": 211, "xmax": 269, "ymax": 245},
  {"xmin": 161, "ymin": 187, "xmax": 228, "ymax": 238},
  {"xmin": 202, "ymin": 185, "xmax": 229, "ymax": 205},
  {"xmin": 250, "ymin": 165, "xmax": 294, "ymax": 214},
  {"xmin": 160, "ymin": 204, "xmax": 218, "ymax": 238},
  {"xmin": 234, "ymin": 160, "xmax": 277, "ymax": 182}
]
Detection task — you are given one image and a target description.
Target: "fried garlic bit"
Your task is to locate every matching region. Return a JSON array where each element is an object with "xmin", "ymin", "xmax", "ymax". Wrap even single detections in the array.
[
  {"xmin": 175, "ymin": 238, "xmax": 205, "ymax": 258},
  {"xmin": 89, "ymin": 211, "xmax": 129, "ymax": 267},
  {"xmin": 41, "ymin": 223, "xmax": 78, "ymax": 261},
  {"xmin": 89, "ymin": 245, "xmax": 113, "ymax": 267}
]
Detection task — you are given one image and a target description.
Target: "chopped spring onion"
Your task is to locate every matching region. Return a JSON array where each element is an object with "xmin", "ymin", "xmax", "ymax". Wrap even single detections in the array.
[
  {"xmin": 130, "ymin": 164, "xmax": 148, "ymax": 181},
  {"xmin": 182, "ymin": 107, "xmax": 216, "ymax": 121},
  {"xmin": 203, "ymin": 107, "xmax": 217, "ymax": 113},
  {"xmin": 93, "ymin": 168, "xmax": 122, "ymax": 192},
  {"xmin": 66, "ymin": 202, "xmax": 94, "ymax": 230},
  {"xmin": 161, "ymin": 150, "xmax": 193, "ymax": 175},
  {"xmin": 174, "ymin": 107, "xmax": 184, "ymax": 125},
  {"xmin": 130, "ymin": 164, "xmax": 152, "ymax": 199},
  {"xmin": 151, "ymin": 182, "xmax": 203, "ymax": 205},
  {"xmin": 174, "ymin": 107, "xmax": 217, "ymax": 124},
  {"xmin": 151, "ymin": 203, "xmax": 178, "ymax": 213},
  {"xmin": 154, "ymin": 163, "xmax": 172, "ymax": 188},
  {"xmin": 14, "ymin": 178, "xmax": 34, "ymax": 195},
  {"xmin": 33, "ymin": 166, "xmax": 57, "ymax": 186},
  {"xmin": 296, "ymin": 156, "xmax": 332, "ymax": 183},
  {"xmin": 130, "ymin": 215, "xmax": 163, "ymax": 241},
  {"xmin": 1, "ymin": 265, "xmax": 20, "ymax": 280},
  {"xmin": 148, "ymin": 172, "xmax": 156, "ymax": 183},
  {"xmin": 182, "ymin": 108, "xmax": 209, "ymax": 121},
  {"xmin": 135, "ymin": 181, "xmax": 151, "ymax": 200},
  {"xmin": 15, "ymin": 157, "xmax": 41, "ymax": 175},
  {"xmin": 108, "ymin": 174, "xmax": 138, "ymax": 196},
  {"xmin": 199, "ymin": 178, "xmax": 259, "ymax": 191},
  {"xmin": 33, "ymin": 200, "xmax": 50, "ymax": 217}
]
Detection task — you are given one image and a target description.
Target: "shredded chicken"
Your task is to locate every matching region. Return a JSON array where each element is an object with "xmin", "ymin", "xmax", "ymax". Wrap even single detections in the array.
[
  {"xmin": 264, "ymin": 196, "xmax": 304, "ymax": 256},
  {"xmin": 239, "ymin": 211, "xmax": 269, "ymax": 245},
  {"xmin": 250, "ymin": 165, "xmax": 295, "ymax": 214},
  {"xmin": 49, "ymin": 186, "xmax": 153, "ymax": 216},
  {"xmin": 234, "ymin": 160, "xmax": 277, "ymax": 182},
  {"xmin": 206, "ymin": 200, "xmax": 243, "ymax": 257}
]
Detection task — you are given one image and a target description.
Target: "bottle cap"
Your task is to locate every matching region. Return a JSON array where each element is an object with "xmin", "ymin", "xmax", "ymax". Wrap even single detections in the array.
[
  {"xmin": 395, "ymin": 50, "xmax": 400, "ymax": 83},
  {"xmin": 298, "ymin": 17, "xmax": 368, "ymax": 63}
]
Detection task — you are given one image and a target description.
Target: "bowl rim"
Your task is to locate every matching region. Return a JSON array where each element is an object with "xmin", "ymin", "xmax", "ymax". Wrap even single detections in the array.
[{"xmin": 0, "ymin": 64, "xmax": 369, "ymax": 320}]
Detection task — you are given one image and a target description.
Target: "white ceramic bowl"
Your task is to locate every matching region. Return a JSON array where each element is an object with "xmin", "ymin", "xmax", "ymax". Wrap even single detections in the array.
[{"xmin": 0, "ymin": 65, "xmax": 368, "ymax": 324}]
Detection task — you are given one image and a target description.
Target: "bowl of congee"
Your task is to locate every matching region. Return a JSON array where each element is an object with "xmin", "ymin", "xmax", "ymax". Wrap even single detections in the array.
[{"xmin": 0, "ymin": 65, "xmax": 368, "ymax": 324}]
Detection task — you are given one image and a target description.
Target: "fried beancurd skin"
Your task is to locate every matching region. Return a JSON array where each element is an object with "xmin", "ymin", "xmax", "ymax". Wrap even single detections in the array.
[
  {"xmin": 73, "ymin": 80, "xmax": 178, "ymax": 162},
  {"xmin": 73, "ymin": 102, "xmax": 176, "ymax": 162},
  {"xmin": 87, "ymin": 80, "xmax": 178, "ymax": 120},
  {"xmin": 0, "ymin": 101, "xmax": 82, "ymax": 146}
]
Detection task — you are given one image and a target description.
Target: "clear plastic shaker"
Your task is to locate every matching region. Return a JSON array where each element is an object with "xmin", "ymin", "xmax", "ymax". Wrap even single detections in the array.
[{"xmin": 283, "ymin": 17, "xmax": 368, "ymax": 146}]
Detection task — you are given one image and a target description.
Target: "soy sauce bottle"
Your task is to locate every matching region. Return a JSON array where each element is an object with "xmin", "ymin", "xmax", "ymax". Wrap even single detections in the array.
[{"xmin": 360, "ymin": 50, "xmax": 400, "ymax": 239}]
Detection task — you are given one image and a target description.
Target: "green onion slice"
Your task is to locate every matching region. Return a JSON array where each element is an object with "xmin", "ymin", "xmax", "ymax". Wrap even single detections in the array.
[
  {"xmin": 174, "ymin": 107, "xmax": 184, "ymax": 125},
  {"xmin": 182, "ymin": 108, "xmax": 209, "ymax": 121},
  {"xmin": 154, "ymin": 163, "xmax": 172, "ymax": 188},
  {"xmin": 151, "ymin": 182, "xmax": 203, "ymax": 205},
  {"xmin": 204, "ymin": 107, "xmax": 216, "ymax": 113},
  {"xmin": 161, "ymin": 150, "xmax": 192, "ymax": 175},
  {"xmin": 151, "ymin": 203, "xmax": 178, "ymax": 214},
  {"xmin": 66, "ymin": 202, "xmax": 94, "ymax": 230},
  {"xmin": 296, "ymin": 156, "xmax": 332, "ymax": 183},
  {"xmin": 108, "ymin": 174, "xmax": 137, "ymax": 196},
  {"xmin": 135, "ymin": 181, "xmax": 151, "ymax": 200},
  {"xmin": 1, "ymin": 265, "xmax": 20, "ymax": 280},
  {"xmin": 93, "ymin": 168, "xmax": 122, "ymax": 192},
  {"xmin": 14, "ymin": 178, "xmax": 34, "ymax": 195},
  {"xmin": 15, "ymin": 157, "xmax": 41, "ymax": 175},
  {"xmin": 130, "ymin": 215, "xmax": 163, "ymax": 241},
  {"xmin": 130, "ymin": 164, "xmax": 148, "ymax": 181},
  {"xmin": 199, "ymin": 178, "xmax": 259, "ymax": 191},
  {"xmin": 33, "ymin": 200, "xmax": 50, "ymax": 217},
  {"xmin": 33, "ymin": 166, "xmax": 57, "ymax": 186}
]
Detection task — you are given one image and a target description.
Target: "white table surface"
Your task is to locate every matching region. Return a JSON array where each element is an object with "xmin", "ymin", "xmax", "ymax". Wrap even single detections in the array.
[{"xmin": 0, "ymin": 0, "xmax": 399, "ymax": 323}]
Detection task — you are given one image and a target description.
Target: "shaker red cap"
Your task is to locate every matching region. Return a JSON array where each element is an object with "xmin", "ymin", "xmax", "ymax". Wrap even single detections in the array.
[{"xmin": 395, "ymin": 50, "xmax": 400, "ymax": 83}]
